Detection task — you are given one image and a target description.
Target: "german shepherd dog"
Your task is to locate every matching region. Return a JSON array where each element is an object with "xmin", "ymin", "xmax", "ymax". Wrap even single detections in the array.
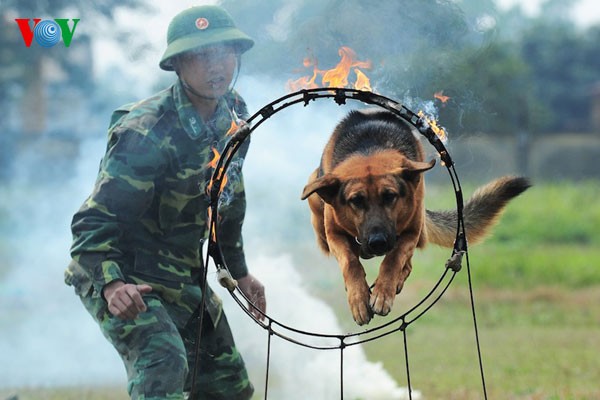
[{"xmin": 301, "ymin": 109, "xmax": 530, "ymax": 325}]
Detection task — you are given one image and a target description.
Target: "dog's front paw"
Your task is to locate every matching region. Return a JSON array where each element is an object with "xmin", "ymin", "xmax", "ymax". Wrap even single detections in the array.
[
  {"xmin": 346, "ymin": 281, "xmax": 373, "ymax": 325},
  {"xmin": 369, "ymin": 282, "xmax": 396, "ymax": 316}
]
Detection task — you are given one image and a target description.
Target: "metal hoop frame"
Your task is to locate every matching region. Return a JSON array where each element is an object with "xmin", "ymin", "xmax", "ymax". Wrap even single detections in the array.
[{"xmin": 203, "ymin": 87, "xmax": 468, "ymax": 346}]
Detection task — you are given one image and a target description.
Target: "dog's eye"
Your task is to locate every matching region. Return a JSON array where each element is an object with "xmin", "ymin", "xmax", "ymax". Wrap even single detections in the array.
[
  {"xmin": 381, "ymin": 191, "xmax": 398, "ymax": 205},
  {"xmin": 348, "ymin": 194, "xmax": 367, "ymax": 210}
]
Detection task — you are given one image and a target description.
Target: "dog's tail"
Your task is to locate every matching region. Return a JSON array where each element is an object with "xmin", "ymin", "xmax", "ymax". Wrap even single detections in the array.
[{"xmin": 424, "ymin": 176, "xmax": 531, "ymax": 247}]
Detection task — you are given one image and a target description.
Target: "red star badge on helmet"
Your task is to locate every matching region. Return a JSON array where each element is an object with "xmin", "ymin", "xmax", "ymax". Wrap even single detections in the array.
[{"xmin": 195, "ymin": 17, "xmax": 209, "ymax": 30}]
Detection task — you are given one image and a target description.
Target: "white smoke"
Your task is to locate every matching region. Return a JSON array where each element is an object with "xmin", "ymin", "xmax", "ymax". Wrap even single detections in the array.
[
  {"xmin": 0, "ymin": 74, "xmax": 416, "ymax": 399},
  {"xmin": 219, "ymin": 253, "xmax": 417, "ymax": 400},
  {"xmin": 219, "ymin": 75, "xmax": 419, "ymax": 399},
  {"xmin": 265, "ymin": 1, "xmax": 301, "ymax": 42},
  {"xmin": 0, "ymin": 137, "xmax": 125, "ymax": 387}
]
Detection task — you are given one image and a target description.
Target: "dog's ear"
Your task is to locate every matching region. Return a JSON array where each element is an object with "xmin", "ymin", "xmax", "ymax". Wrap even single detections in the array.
[
  {"xmin": 398, "ymin": 159, "xmax": 436, "ymax": 183},
  {"xmin": 301, "ymin": 174, "xmax": 341, "ymax": 204}
]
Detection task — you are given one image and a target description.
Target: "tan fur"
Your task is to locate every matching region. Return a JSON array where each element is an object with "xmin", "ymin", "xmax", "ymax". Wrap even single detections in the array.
[{"xmin": 302, "ymin": 128, "xmax": 530, "ymax": 326}]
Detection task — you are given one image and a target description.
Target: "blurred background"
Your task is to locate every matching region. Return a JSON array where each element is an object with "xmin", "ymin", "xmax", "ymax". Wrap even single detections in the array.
[{"xmin": 1, "ymin": 0, "xmax": 599, "ymax": 399}]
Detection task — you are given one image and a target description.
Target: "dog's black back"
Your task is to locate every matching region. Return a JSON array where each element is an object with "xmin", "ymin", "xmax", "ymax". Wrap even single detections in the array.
[{"xmin": 325, "ymin": 109, "xmax": 421, "ymax": 170}]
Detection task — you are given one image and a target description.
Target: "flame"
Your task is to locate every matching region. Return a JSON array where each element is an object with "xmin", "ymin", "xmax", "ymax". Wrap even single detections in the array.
[
  {"xmin": 417, "ymin": 110, "xmax": 448, "ymax": 143},
  {"xmin": 206, "ymin": 147, "xmax": 220, "ymax": 169},
  {"xmin": 205, "ymin": 113, "xmax": 243, "ymax": 194},
  {"xmin": 303, "ymin": 56, "xmax": 315, "ymax": 68},
  {"xmin": 207, "ymin": 207, "xmax": 217, "ymax": 241},
  {"xmin": 206, "ymin": 116, "xmax": 241, "ymax": 240},
  {"xmin": 353, "ymin": 68, "xmax": 372, "ymax": 91},
  {"xmin": 434, "ymin": 90, "xmax": 450, "ymax": 104},
  {"xmin": 226, "ymin": 118, "xmax": 239, "ymax": 136},
  {"xmin": 206, "ymin": 147, "xmax": 228, "ymax": 194},
  {"xmin": 287, "ymin": 46, "xmax": 372, "ymax": 91},
  {"xmin": 286, "ymin": 71, "xmax": 319, "ymax": 92}
]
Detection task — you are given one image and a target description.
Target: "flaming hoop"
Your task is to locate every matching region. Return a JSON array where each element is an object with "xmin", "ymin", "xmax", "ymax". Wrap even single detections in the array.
[{"xmin": 194, "ymin": 88, "xmax": 487, "ymax": 400}]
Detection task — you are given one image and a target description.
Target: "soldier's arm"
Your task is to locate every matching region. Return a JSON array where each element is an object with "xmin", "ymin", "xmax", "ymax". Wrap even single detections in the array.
[
  {"xmin": 218, "ymin": 137, "xmax": 251, "ymax": 279},
  {"xmin": 218, "ymin": 184, "xmax": 249, "ymax": 279},
  {"xmin": 70, "ymin": 127, "xmax": 167, "ymax": 295}
]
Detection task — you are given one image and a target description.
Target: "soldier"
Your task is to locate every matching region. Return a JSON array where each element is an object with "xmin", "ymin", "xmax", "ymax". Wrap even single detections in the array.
[{"xmin": 65, "ymin": 5, "xmax": 266, "ymax": 400}]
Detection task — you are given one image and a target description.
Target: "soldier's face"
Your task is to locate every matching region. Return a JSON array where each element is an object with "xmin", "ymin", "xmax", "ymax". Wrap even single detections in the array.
[{"xmin": 178, "ymin": 45, "xmax": 238, "ymax": 99}]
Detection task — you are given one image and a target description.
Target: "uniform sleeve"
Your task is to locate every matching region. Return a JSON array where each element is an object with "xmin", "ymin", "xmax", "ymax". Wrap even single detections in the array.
[
  {"xmin": 218, "ymin": 188, "xmax": 248, "ymax": 279},
  {"xmin": 218, "ymin": 137, "xmax": 250, "ymax": 279},
  {"xmin": 70, "ymin": 127, "xmax": 167, "ymax": 294}
]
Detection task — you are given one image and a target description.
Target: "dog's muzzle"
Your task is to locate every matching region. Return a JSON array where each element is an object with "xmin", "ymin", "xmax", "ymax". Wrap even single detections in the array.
[{"xmin": 356, "ymin": 231, "xmax": 395, "ymax": 258}]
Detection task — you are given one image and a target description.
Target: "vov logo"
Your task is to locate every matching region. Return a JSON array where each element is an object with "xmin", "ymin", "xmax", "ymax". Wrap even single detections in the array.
[{"xmin": 15, "ymin": 19, "xmax": 80, "ymax": 48}]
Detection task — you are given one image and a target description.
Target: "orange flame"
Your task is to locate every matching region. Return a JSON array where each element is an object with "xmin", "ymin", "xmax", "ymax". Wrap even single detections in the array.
[
  {"xmin": 207, "ymin": 207, "xmax": 218, "ymax": 241},
  {"xmin": 303, "ymin": 56, "xmax": 315, "ymax": 68},
  {"xmin": 205, "ymin": 112, "xmax": 244, "ymax": 235},
  {"xmin": 287, "ymin": 46, "xmax": 372, "ymax": 92},
  {"xmin": 206, "ymin": 147, "xmax": 228, "ymax": 194},
  {"xmin": 206, "ymin": 147, "xmax": 220, "ymax": 169},
  {"xmin": 434, "ymin": 90, "xmax": 450, "ymax": 104},
  {"xmin": 418, "ymin": 110, "xmax": 448, "ymax": 143},
  {"xmin": 226, "ymin": 118, "xmax": 239, "ymax": 136},
  {"xmin": 206, "ymin": 114, "xmax": 241, "ymax": 195},
  {"xmin": 354, "ymin": 69, "xmax": 371, "ymax": 91}
]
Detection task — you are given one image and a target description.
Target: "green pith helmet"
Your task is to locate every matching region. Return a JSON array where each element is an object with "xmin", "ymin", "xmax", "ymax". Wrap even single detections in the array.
[{"xmin": 159, "ymin": 5, "xmax": 254, "ymax": 71}]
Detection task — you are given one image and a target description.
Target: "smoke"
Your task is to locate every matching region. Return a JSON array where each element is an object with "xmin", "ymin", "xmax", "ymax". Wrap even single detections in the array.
[
  {"xmin": 0, "ymin": 72, "xmax": 416, "ymax": 398},
  {"xmin": 265, "ymin": 1, "xmax": 301, "ymax": 42},
  {"xmin": 218, "ymin": 253, "xmax": 416, "ymax": 400},
  {"xmin": 0, "ymin": 137, "xmax": 125, "ymax": 387},
  {"xmin": 228, "ymin": 75, "xmax": 419, "ymax": 398}
]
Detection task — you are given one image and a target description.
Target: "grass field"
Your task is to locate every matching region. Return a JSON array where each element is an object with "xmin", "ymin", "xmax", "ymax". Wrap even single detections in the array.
[
  {"xmin": 303, "ymin": 180, "xmax": 600, "ymax": 399},
  {"xmin": 2, "ymin": 180, "xmax": 599, "ymax": 399},
  {"xmin": 362, "ymin": 180, "xmax": 600, "ymax": 399}
]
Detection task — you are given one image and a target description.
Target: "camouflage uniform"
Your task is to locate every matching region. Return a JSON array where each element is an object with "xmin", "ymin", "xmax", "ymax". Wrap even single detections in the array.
[{"xmin": 65, "ymin": 78, "xmax": 253, "ymax": 400}]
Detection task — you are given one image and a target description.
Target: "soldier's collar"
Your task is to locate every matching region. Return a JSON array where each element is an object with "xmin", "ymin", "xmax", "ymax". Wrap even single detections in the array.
[
  {"xmin": 174, "ymin": 79, "xmax": 208, "ymax": 140},
  {"xmin": 173, "ymin": 79, "xmax": 233, "ymax": 141}
]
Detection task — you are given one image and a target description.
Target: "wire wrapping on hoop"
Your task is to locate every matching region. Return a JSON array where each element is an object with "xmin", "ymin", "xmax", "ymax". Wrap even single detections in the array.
[
  {"xmin": 207, "ymin": 88, "xmax": 468, "ymax": 294},
  {"xmin": 190, "ymin": 87, "xmax": 487, "ymax": 400}
]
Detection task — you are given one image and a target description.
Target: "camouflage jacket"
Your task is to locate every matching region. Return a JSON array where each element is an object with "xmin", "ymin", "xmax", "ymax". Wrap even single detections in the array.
[{"xmin": 65, "ymin": 79, "xmax": 251, "ymax": 322}]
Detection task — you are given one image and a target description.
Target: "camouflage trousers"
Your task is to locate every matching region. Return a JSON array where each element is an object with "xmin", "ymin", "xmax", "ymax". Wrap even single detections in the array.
[{"xmin": 80, "ymin": 285, "xmax": 254, "ymax": 400}]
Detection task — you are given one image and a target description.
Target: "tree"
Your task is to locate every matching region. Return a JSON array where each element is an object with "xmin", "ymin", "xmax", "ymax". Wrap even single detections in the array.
[
  {"xmin": 1, "ymin": 0, "xmax": 149, "ymax": 180},
  {"xmin": 223, "ymin": 0, "xmax": 495, "ymax": 87},
  {"xmin": 1, "ymin": 0, "xmax": 149, "ymax": 134},
  {"xmin": 520, "ymin": 21, "xmax": 600, "ymax": 132},
  {"xmin": 222, "ymin": 0, "xmax": 525, "ymax": 136}
]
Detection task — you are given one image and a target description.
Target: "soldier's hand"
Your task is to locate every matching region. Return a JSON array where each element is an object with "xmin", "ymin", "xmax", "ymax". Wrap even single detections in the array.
[
  {"xmin": 237, "ymin": 274, "xmax": 266, "ymax": 322},
  {"xmin": 103, "ymin": 281, "xmax": 153, "ymax": 320}
]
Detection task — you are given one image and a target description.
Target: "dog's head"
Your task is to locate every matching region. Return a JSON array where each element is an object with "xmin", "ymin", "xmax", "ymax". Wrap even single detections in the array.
[{"xmin": 301, "ymin": 155, "xmax": 435, "ymax": 258}]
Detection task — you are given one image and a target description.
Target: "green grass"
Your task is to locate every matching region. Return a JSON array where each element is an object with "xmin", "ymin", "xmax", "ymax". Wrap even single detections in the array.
[
  {"xmin": 312, "ymin": 180, "xmax": 600, "ymax": 399},
  {"xmin": 419, "ymin": 180, "xmax": 600, "ymax": 288},
  {"xmin": 3, "ymin": 181, "xmax": 600, "ymax": 399},
  {"xmin": 0, "ymin": 387, "xmax": 128, "ymax": 400},
  {"xmin": 359, "ymin": 283, "xmax": 600, "ymax": 400}
]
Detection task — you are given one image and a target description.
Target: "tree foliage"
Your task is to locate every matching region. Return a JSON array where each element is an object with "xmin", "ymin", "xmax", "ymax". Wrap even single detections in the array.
[
  {"xmin": 520, "ymin": 22, "xmax": 600, "ymax": 132},
  {"xmin": 3, "ymin": 0, "xmax": 597, "ymax": 137},
  {"xmin": 224, "ymin": 0, "xmax": 598, "ymax": 136},
  {"xmin": 0, "ymin": 0, "xmax": 148, "ymax": 127}
]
